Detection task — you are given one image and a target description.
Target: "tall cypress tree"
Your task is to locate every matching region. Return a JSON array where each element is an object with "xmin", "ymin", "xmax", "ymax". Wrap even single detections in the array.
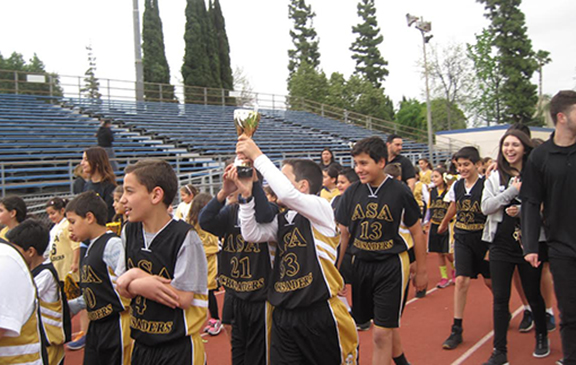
[
  {"xmin": 287, "ymin": 0, "xmax": 321, "ymax": 79},
  {"xmin": 350, "ymin": 0, "xmax": 388, "ymax": 89},
  {"xmin": 142, "ymin": 0, "xmax": 175, "ymax": 102},
  {"xmin": 206, "ymin": 1, "xmax": 221, "ymax": 89},
  {"xmin": 81, "ymin": 45, "xmax": 102, "ymax": 102},
  {"xmin": 478, "ymin": 0, "xmax": 538, "ymax": 124},
  {"xmin": 183, "ymin": 0, "xmax": 215, "ymax": 102},
  {"xmin": 210, "ymin": 0, "xmax": 232, "ymax": 90}
]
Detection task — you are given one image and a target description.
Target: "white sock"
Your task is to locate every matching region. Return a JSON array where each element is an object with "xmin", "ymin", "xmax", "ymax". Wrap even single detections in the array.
[
  {"xmin": 337, "ymin": 295, "xmax": 351, "ymax": 312},
  {"xmin": 523, "ymin": 305, "xmax": 532, "ymax": 312},
  {"xmin": 546, "ymin": 307, "xmax": 554, "ymax": 316}
]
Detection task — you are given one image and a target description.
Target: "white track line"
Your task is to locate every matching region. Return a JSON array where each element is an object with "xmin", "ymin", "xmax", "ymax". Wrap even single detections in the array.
[
  {"xmin": 406, "ymin": 287, "xmax": 439, "ymax": 305},
  {"xmin": 450, "ymin": 305, "xmax": 524, "ymax": 365}
]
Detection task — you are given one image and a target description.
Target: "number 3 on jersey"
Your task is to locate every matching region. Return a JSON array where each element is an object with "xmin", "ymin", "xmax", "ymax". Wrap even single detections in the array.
[{"xmin": 279, "ymin": 253, "xmax": 300, "ymax": 279}]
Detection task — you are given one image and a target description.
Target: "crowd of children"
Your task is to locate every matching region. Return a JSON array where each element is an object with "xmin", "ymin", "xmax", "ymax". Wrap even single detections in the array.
[{"xmin": 1, "ymin": 89, "xmax": 576, "ymax": 365}]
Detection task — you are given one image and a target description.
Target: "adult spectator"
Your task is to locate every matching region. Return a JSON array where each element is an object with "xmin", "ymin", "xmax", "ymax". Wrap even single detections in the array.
[
  {"xmin": 319, "ymin": 147, "xmax": 342, "ymax": 171},
  {"xmin": 386, "ymin": 134, "xmax": 416, "ymax": 190},
  {"xmin": 96, "ymin": 119, "xmax": 118, "ymax": 171},
  {"xmin": 521, "ymin": 90, "xmax": 576, "ymax": 365}
]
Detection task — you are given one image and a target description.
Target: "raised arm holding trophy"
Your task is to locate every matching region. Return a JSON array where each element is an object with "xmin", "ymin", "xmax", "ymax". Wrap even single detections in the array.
[{"xmin": 234, "ymin": 108, "xmax": 261, "ymax": 178}]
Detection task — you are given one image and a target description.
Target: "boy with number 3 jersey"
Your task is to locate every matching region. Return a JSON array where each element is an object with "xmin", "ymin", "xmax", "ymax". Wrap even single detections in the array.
[{"xmin": 236, "ymin": 135, "xmax": 358, "ymax": 365}]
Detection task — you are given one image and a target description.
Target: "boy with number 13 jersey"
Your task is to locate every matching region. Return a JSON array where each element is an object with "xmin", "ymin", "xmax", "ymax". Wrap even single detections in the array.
[
  {"xmin": 236, "ymin": 135, "xmax": 358, "ymax": 365},
  {"xmin": 335, "ymin": 136, "xmax": 428, "ymax": 365}
]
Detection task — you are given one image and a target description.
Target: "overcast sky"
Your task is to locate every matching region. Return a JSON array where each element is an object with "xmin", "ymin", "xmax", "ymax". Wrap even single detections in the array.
[{"xmin": 1, "ymin": 0, "xmax": 574, "ymax": 108}]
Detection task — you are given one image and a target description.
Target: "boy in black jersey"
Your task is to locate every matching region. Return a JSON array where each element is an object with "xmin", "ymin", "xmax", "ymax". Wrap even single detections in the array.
[
  {"xmin": 335, "ymin": 136, "xmax": 427, "ymax": 365},
  {"xmin": 199, "ymin": 164, "xmax": 277, "ymax": 365},
  {"xmin": 236, "ymin": 136, "xmax": 358, "ymax": 365},
  {"xmin": 116, "ymin": 159, "xmax": 208, "ymax": 365},
  {"xmin": 65, "ymin": 191, "xmax": 132, "ymax": 365},
  {"xmin": 438, "ymin": 146, "xmax": 491, "ymax": 350},
  {"xmin": 8, "ymin": 219, "xmax": 71, "ymax": 365}
]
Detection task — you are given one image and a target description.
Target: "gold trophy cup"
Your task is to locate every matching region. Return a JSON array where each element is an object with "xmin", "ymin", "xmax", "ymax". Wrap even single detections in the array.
[{"xmin": 234, "ymin": 109, "xmax": 261, "ymax": 178}]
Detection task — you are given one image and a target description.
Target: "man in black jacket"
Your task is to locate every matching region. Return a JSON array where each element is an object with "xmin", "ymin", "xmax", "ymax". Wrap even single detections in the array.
[
  {"xmin": 96, "ymin": 119, "xmax": 118, "ymax": 171},
  {"xmin": 521, "ymin": 90, "xmax": 576, "ymax": 365}
]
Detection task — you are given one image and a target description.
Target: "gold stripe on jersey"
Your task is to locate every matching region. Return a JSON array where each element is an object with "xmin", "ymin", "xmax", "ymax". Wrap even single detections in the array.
[
  {"xmin": 184, "ymin": 293, "xmax": 209, "ymax": 337},
  {"xmin": 39, "ymin": 298, "xmax": 65, "ymax": 346},
  {"xmin": 327, "ymin": 296, "xmax": 358, "ymax": 365},
  {"xmin": 398, "ymin": 223, "xmax": 414, "ymax": 250},
  {"xmin": 190, "ymin": 334, "xmax": 206, "ymax": 365},
  {"xmin": 397, "ymin": 251, "xmax": 410, "ymax": 327},
  {"xmin": 46, "ymin": 344, "xmax": 64, "ymax": 365},
  {"xmin": 0, "ymin": 301, "xmax": 43, "ymax": 364},
  {"xmin": 108, "ymin": 266, "xmax": 132, "ymax": 309},
  {"xmin": 312, "ymin": 228, "xmax": 344, "ymax": 298},
  {"xmin": 206, "ymin": 254, "xmax": 218, "ymax": 290},
  {"xmin": 265, "ymin": 302, "xmax": 273, "ymax": 365},
  {"xmin": 119, "ymin": 311, "xmax": 133, "ymax": 365}
]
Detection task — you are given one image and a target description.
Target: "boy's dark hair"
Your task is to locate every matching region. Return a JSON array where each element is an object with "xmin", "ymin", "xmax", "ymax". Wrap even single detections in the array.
[
  {"xmin": 66, "ymin": 191, "xmax": 108, "ymax": 226},
  {"xmin": 6, "ymin": 219, "xmax": 49, "ymax": 255},
  {"xmin": 0, "ymin": 195, "xmax": 27, "ymax": 223},
  {"xmin": 386, "ymin": 134, "xmax": 402, "ymax": 144},
  {"xmin": 383, "ymin": 163, "xmax": 402, "ymax": 179},
  {"xmin": 325, "ymin": 164, "xmax": 341, "ymax": 180},
  {"xmin": 454, "ymin": 146, "xmax": 481, "ymax": 164},
  {"xmin": 550, "ymin": 90, "xmax": 576, "ymax": 125},
  {"xmin": 124, "ymin": 159, "xmax": 177, "ymax": 207},
  {"xmin": 282, "ymin": 159, "xmax": 323, "ymax": 195},
  {"xmin": 46, "ymin": 196, "xmax": 69, "ymax": 211},
  {"xmin": 352, "ymin": 136, "xmax": 388, "ymax": 164},
  {"xmin": 339, "ymin": 167, "xmax": 359, "ymax": 184}
]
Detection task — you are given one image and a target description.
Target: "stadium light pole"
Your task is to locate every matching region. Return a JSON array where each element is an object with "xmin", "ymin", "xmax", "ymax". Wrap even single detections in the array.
[
  {"xmin": 407, "ymin": 13, "xmax": 434, "ymax": 164},
  {"xmin": 132, "ymin": 0, "xmax": 144, "ymax": 102}
]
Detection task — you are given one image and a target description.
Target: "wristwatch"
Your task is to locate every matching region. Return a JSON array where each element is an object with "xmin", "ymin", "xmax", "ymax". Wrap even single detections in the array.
[{"xmin": 237, "ymin": 194, "xmax": 253, "ymax": 204}]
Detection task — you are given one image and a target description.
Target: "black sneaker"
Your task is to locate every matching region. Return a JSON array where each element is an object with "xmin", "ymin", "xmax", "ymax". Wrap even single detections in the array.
[
  {"xmin": 519, "ymin": 310, "xmax": 534, "ymax": 332},
  {"xmin": 415, "ymin": 289, "xmax": 426, "ymax": 298},
  {"xmin": 442, "ymin": 325, "xmax": 463, "ymax": 350},
  {"xmin": 483, "ymin": 350, "xmax": 509, "ymax": 365},
  {"xmin": 547, "ymin": 312, "xmax": 557, "ymax": 332},
  {"xmin": 533, "ymin": 333, "xmax": 550, "ymax": 358}
]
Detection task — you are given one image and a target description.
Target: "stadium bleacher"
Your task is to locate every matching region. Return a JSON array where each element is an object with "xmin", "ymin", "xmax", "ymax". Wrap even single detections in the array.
[
  {"xmin": 1, "ymin": 93, "xmax": 451, "ymax": 197},
  {"xmin": 0, "ymin": 94, "xmax": 217, "ymax": 194}
]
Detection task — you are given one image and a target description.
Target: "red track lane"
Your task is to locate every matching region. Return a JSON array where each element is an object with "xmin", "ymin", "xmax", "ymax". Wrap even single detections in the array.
[{"xmin": 64, "ymin": 254, "xmax": 561, "ymax": 364}]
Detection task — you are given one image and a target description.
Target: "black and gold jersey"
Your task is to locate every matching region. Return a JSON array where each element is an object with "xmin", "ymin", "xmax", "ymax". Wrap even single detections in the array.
[
  {"xmin": 429, "ymin": 187, "xmax": 450, "ymax": 225},
  {"xmin": 79, "ymin": 232, "xmax": 126, "ymax": 322},
  {"xmin": 454, "ymin": 178, "xmax": 487, "ymax": 233},
  {"xmin": 335, "ymin": 178, "xmax": 421, "ymax": 261},
  {"xmin": 125, "ymin": 220, "xmax": 203, "ymax": 346},
  {"xmin": 270, "ymin": 210, "xmax": 342, "ymax": 309},
  {"xmin": 219, "ymin": 204, "xmax": 273, "ymax": 302}
]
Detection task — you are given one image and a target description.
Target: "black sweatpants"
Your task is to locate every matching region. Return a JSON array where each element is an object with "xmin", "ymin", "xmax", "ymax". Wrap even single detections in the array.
[
  {"xmin": 489, "ymin": 259, "xmax": 546, "ymax": 353},
  {"xmin": 550, "ymin": 257, "xmax": 576, "ymax": 364}
]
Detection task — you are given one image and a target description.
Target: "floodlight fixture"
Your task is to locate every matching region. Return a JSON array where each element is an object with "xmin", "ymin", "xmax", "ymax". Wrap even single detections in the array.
[{"xmin": 406, "ymin": 13, "xmax": 419, "ymax": 27}]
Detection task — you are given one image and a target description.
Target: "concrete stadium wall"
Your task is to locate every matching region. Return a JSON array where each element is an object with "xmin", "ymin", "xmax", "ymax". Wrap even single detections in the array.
[{"xmin": 435, "ymin": 124, "xmax": 554, "ymax": 159}]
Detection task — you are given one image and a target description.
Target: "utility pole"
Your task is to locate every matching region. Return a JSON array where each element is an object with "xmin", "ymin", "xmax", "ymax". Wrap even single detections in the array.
[
  {"xmin": 132, "ymin": 0, "xmax": 144, "ymax": 102},
  {"xmin": 407, "ymin": 13, "xmax": 434, "ymax": 164}
]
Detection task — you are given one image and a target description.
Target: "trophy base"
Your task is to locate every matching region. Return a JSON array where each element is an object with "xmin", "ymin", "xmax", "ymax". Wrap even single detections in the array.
[{"xmin": 236, "ymin": 166, "xmax": 253, "ymax": 179}]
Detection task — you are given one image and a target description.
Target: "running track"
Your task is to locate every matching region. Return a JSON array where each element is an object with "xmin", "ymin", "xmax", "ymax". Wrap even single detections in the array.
[{"xmin": 65, "ymin": 255, "xmax": 562, "ymax": 364}]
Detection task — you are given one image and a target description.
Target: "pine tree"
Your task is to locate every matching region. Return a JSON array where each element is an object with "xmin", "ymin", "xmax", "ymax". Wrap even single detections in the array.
[
  {"xmin": 478, "ymin": 0, "xmax": 538, "ymax": 124},
  {"xmin": 287, "ymin": 0, "xmax": 321, "ymax": 79},
  {"xmin": 81, "ymin": 45, "xmax": 102, "ymax": 102},
  {"xmin": 350, "ymin": 0, "xmax": 388, "ymax": 89},
  {"xmin": 210, "ymin": 0, "xmax": 233, "ymax": 90},
  {"xmin": 183, "ymin": 0, "xmax": 216, "ymax": 102},
  {"xmin": 142, "ymin": 0, "xmax": 176, "ymax": 102}
]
